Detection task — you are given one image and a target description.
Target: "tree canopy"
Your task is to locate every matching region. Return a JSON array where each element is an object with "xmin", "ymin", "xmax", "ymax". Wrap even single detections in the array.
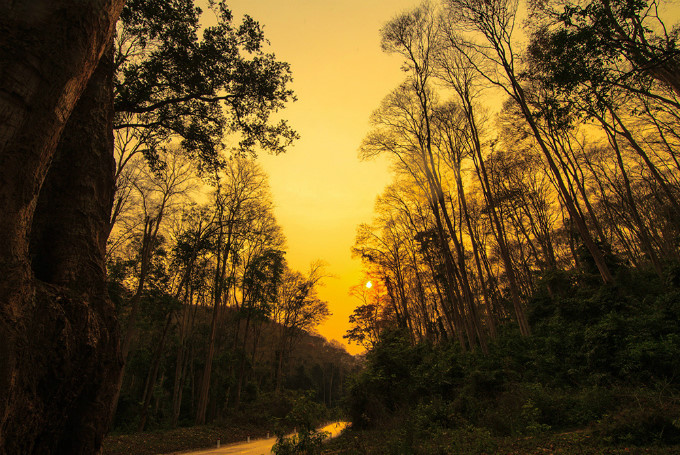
[{"xmin": 114, "ymin": 0, "xmax": 298, "ymax": 171}]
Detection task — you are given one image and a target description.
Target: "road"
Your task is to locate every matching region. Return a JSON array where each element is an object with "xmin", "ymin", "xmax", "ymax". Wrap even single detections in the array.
[{"xmin": 176, "ymin": 422, "xmax": 349, "ymax": 455}]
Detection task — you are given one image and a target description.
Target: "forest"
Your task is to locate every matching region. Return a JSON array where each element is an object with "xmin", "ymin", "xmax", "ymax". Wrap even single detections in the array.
[
  {"xmin": 336, "ymin": 0, "xmax": 680, "ymax": 453},
  {"xmin": 0, "ymin": 0, "xmax": 680, "ymax": 453},
  {"xmin": 100, "ymin": 0, "xmax": 356, "ymax": 440}
]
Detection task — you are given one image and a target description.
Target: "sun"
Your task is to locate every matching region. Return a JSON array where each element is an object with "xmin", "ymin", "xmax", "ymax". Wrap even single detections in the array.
[{"xmin": 365, "ymin": 281, "xmax": 373, "ymax": 289}]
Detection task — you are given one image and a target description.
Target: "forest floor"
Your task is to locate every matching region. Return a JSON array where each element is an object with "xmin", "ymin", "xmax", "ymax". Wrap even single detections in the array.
[{"xmin": 320, "ymin": 427, "xmax": 680, "ymax": 454}]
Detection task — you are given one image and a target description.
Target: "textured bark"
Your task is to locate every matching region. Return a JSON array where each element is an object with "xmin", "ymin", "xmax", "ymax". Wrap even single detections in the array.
[{"xmin": 0, "ymin": 2, "xmax": 124, "ymax": 453}]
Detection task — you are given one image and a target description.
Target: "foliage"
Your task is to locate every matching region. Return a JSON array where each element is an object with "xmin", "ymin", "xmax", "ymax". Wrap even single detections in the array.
[
  {"xmin": 594, "ymin": 403, "xmax": 680, "ymax": 446},
  {"xmin": 323, "ymin": 425, "xmax": 680, "ymax": 454},
  {"xmin": 526, "ymin": 0, "xmax": 679, "ymax": 98},
  {"xmin": 115, "ymin": 0, "xmax": 298, "ymax": 169},
  {"xmin": 345, "ymin": 267, "xmax": 680, "ymax": 448},
  {"xmin": 272, "ymin": 393, "xmax": 330, "ymax": 455}
]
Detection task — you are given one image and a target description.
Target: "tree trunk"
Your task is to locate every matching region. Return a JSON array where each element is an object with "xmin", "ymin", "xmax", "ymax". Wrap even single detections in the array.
[
  {"xmin": 602, "ymin": 121, "xmax": 663, "ymax": 277},
  {"xmin": 234, "ymin": 309, "xmax": 253, "ymax": 410},
  {"xmin": 511, "ymin": 77, "xmax": 615, "ymax": 284},
  {"xmin": 196, "ymin": 214, "xmax": 232, "ymax": 425},
  {"xmin": 456, "ymin": 166, "xmax": 497, "ymax": 339},
  {"xmin": 463, "ymin": 94, "xmax": 531, "ymax": 336},
  {"xmin": 0, "ymin": 2, "xmax": 124, "ymax": 449},
  {"xmin": 138, "ymin": 312, "xmax": 173, "ymax": 432},
  {"xmin": 109, "ymin": 215, "xmax": 164, "ymax": 422},
  {"xmin": 607, "ymin": 107, "xmax": 680, "ymax": 217},
  {"xmin": 172, "ymin": 287, "xmax": 195, "ymax": 427}
]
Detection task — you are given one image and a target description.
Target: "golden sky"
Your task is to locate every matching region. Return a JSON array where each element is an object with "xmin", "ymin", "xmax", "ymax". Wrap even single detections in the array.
[{"xmin": 225, "ymin": 0, "xmax": 420, "ymax": 354}]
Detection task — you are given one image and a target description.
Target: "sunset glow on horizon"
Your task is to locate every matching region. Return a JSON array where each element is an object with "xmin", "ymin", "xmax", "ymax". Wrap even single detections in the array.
[{"xmin": 226, "ymin": 0, "xmax": 421, "ymax": 354}]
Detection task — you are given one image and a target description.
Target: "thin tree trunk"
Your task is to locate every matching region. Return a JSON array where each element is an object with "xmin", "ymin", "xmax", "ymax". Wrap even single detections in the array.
[
  {"xmin": 603, "ymin": 121, "xmax": 663, "ymax": 277},
  {"xmin": 234, "ymin": 309, "xmax": 253, "ymax": 410},
  {"xmin": 607, "ymin": 106, "xmax": 680, "ymax": 216},
  {"xmin": 138, "ymin": 312, "xmax": 173, "ymax": 432},
  {"xmin": 196, "ymin": 218, "xmax": 232, "ymax": 425},
  {"xmin": 509, "ymin": 75, "xmax": 614, "ymax": 284}
]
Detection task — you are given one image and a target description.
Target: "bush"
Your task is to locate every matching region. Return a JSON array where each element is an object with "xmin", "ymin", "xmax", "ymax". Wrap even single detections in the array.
[
  {"xmin": 272, "ymin": 430, "xmax": 329, "ymax": 455},
  {"xmin": 447, "ymin": 425, "xmax": 497, "ymax": 455},
  {"xmin": 272, "ymin": 393, "xmax": 329, "ymax": 455},
  {"xmin": 594, "ymin": 404, "xmax": 680, "ymax": 446}
]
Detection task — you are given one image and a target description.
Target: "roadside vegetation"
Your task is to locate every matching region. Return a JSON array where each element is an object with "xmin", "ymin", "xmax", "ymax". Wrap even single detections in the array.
[{"xmin": 336, "ymin": 267, "xmax": 680, "ymax": 453}]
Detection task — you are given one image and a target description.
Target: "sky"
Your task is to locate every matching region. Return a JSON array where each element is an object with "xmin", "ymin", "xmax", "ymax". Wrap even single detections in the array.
[{"xmin": 223, "ymin": 0, "xmax": 420, "ymax": 354}]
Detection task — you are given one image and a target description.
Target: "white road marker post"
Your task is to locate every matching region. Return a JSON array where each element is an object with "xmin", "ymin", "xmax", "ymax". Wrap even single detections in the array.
[
  {"xmin": 217, "ymin": 438, "xmax": 220, "ymax": 448},
  {"xmin": 247, "ymin": 435, "xmax": 250, "ymax": 443}
]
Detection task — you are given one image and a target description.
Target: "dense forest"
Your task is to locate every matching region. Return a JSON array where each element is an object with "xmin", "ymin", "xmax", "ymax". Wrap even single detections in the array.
[
  {"xmin": 337, "ymin": 0, "xmax": 680, "ymax": 452},
  {"xmin": 1, "ymin": 0, "xmax": 680, "ymax": 453}
]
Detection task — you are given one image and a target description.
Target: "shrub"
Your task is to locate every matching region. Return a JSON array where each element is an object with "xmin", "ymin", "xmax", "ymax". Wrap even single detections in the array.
[
  {"xmin": 272, "ymin": 393, "xmax": 329, "ymax": 455},
  {"xmin": 594, "ymin": 404, "xmax": 680, "ymax": 446}
]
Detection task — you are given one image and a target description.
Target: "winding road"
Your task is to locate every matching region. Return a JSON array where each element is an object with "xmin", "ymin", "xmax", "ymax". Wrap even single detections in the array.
[{"xmin": 176, "ymin": 422, "xmax": 348, "ymax": 455}]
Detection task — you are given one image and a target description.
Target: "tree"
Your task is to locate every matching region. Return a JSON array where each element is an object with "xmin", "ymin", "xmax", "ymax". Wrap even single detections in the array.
[
  {"xmin": 272, "ymin": 263, "xmax": 331, "ymax": 390},
  {"xmin": 109, "ymin": 147, "xmax": 197, "ymax": 425},
  {"xmin": 524, "ymin": 0, "xmax": 680, "ymax": 274},
  {"xmin": 528, "ymin": 0, "xmax": 680, "ymax": 98},
  {"xmin": 110, "ymin": 0, "xmax": 298, "ymax": 247},
  {"xmin": 442, "ymin": 0, "xmax": 616, "ymax": 284},
  {"xmin": 0, "ymin": 1, "xmax": 124, "ymax": 453},
  {"xmin": 113, "ymin": 0, "xmax": 298, "ymax": 175},
  {"xmin": 433, "ymin": 36, "xmax": 532, "ymax": 335},
  {"xmin": 345, "ymin": 282, "xmax": 392, "ymax": 350},
  {"xmin": 233, "ymin": 247, "xmax": 285, "ymax": 408},
  {"xmin": 1, "ymin": 0, "xmax": 299, "ymax": 449},
  {"xmin": 106, "ymin": 0, "xmax": 298, "ymax": 427}
]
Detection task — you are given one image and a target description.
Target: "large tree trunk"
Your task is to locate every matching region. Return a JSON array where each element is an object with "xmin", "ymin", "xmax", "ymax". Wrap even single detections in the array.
[{"xmin": 0, "ymin": 2, "xmax": 124, "ymax": 453}]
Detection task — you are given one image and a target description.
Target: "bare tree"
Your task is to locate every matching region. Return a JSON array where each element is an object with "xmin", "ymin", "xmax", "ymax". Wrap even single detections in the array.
[{"xmin": 441, "ymin": 0, "xmax": 615, "ymax": 283}]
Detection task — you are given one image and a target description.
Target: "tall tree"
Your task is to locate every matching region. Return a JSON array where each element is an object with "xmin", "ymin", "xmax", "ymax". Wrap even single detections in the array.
[
  {"xmin": 0, "ymin": 1, "xmax": 124, "ymax": 453},
  {"xmin": 109, "ymin": 147, "xmax": 197, "ymax": 421},
  {"xmin": 195, "ymin": 157, "xmax": 275, "ymax": 424},
  {"xmin": 442, "ymin": 0, "xmax": 615, "ymax": 284}
]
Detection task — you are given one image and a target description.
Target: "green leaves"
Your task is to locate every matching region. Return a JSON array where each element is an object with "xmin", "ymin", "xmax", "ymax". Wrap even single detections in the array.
[
  {"xmin": 115, "ymin": 0, "xmax": 297, "ymax": 169},
  {"xmin": 526, "ymin": 0, "xmax": 680, "ymax": 117}
]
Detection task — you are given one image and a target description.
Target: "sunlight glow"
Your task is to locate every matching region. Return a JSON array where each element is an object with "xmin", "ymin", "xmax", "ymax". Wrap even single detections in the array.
[{"xmin": 366, "ymin": 281, "xmax": 373, "ymax": 289}]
